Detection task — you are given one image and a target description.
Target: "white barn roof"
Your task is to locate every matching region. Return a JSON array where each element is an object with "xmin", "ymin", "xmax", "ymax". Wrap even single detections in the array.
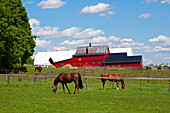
[
  {"xmin": 109, "ymin": 48, "xmax": 133, "ymax": 56},
  {"xmin": 34, "ymin": 50, "xmax": 76, "ymax": 67}
]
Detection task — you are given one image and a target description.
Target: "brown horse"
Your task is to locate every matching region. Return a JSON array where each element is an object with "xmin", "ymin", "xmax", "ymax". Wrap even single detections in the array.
[
  {"xmin": 101, "ymin": 73, "xmax": 125, "ymax": 90},
  {"xmin": 52, "ymin": 72, "xmax": 83, "ymax": 94},
  {"xmin": 34, "ymin": 66, "xmax": 42, "ymax": 72}
]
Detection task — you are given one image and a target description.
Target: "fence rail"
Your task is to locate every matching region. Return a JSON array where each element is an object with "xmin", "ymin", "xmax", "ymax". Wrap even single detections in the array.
[{"xmin": 0, "ymin": 74, "xmax": 170, "ymax": 92}]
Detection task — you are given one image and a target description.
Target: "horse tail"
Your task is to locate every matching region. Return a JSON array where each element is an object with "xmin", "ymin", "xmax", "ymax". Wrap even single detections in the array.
[{"xmin": 78, "ymin": 73, "xmax": 83, "ymax": 89}]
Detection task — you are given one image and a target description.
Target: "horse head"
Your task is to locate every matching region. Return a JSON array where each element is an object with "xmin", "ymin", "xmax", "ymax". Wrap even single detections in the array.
[
  {"xmin": 121, "ymin": 80, "xmax": 125, "ymax": 89},
  {"xmin": 52, "ymin": 85, "xmax": 57, "ymax": 93}
]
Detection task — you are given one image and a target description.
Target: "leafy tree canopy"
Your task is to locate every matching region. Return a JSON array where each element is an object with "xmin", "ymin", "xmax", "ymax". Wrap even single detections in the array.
[{"xmin": 0, "ymin": 0, "xmax": 36, "ymax": 69}]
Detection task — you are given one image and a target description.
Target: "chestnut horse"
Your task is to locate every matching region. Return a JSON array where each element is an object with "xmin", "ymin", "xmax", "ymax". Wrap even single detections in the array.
[
  {"xmin": 101, "ymin": 73, "xmax": 125, "ymax": 90},
  {"xmin": 34, "ymin": 66, "xmax": 42, "ymax": 73},
  {"xmin": 52, "ymin": 72, "xmax": 83, "ymax": 94}
]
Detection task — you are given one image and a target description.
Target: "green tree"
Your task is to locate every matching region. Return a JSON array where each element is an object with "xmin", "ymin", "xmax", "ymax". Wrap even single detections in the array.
[
  {"xmin": 0, "ymin": 0, "xmax": 36, "ymax": 69},
  {"xmin": 26, "ymin": 57, "xmax": 34, "ymax": 65},
  {"xmin": 148, "ymin": 63, "xmax": 154, "ymax": 67}
]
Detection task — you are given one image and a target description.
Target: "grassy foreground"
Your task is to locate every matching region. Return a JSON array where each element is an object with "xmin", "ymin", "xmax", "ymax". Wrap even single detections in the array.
[{"xmin": 0, "ymin": 81, "xmax": 170, "ymax": 113}]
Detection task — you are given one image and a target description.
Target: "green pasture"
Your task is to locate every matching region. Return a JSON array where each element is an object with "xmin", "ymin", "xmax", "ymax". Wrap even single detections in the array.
[
  {"xmin": 0, "ymin": 79, "xmax": 170, "ymax": 113},
  {"xmin": 1, "ymin": 66, "xmax": 170, "ymax": 112}
]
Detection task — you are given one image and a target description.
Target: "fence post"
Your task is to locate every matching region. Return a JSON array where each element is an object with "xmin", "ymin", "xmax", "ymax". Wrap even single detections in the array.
[
  {"xmin": 169, "ymin": 80, "xmax": 170, "ymax": 92},
  {"xmin": 8, "ymin": 75, "xmax": 10, "ymax": 85},
  {"xmin": 112, "ymin": 80, "xmax": 115, "ymax": 90},
  {"xmin": 34, "ymin": 77, "xmax": 36, "ymax": 87},
  {"xmin": 147, "ymin": 74, "xmax": 150, "ymax": 83},
  {"xmin": 85, "ymin": 77, "xmax": 87, "ymax": 89},
  {"xmin": 45, "ymin": 77, "xmax": 47, "ymax": 82},
  {"xmin": 141, "ymin": 79, "xmax": 142, "ymax": 91},
  {"xmin": 1, "ymin": 76, "xmax": 3, "ymax": 83}
]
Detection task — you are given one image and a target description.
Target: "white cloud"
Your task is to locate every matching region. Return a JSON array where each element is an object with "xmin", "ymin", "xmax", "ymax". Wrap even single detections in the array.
[
  {"xmin": 61, "ymin": 27, "xmax": 81, "ymax": 37},
  {"xmin": 33, "ymin": 26, "xmax": 60, "ymax": 36},
  {"xmin": 24, "ymin": 1, "xmax": 34, "ymax": 5},
  {"xmin": 31, "ymin": 21, "xmax": 104, "ymax": 38},
  {"xmin": 144, "ymin": 46, "xmax": 170, "ymax": 52},
  {"xmin": 149, "ymin": 35, "xmax": 170, "ymax": 46},
  {"xmin": 74, "ymin": 28, "xmax": 104, "ymax": 38},
  {"xmin": 143, "ymin": 58, "xmax": 153, "ymax": 65},
  {"xmin": 59, "ymin": 40, "xmax": 85, "ymax": 45},
  {"xmin": 109, "ymin": 36, "xmax": 120, "ymax": 42},
  {"xmin": 144, "ymin": 0, "xmax": 158, "ymax": 3},
  {"xmin": 107, "ymin": 11, "xmax": 115, "ymax": 15},
  {"xmin": 134, "ymin": 45, "xmax": 151, "ymax": 50},
  {"xmin": 164, "ymin": 56, "xmax": 170, "ymax": 59},
  {"xmin": 35, "ymin": 39, "xmax": 51, "ymax": 48},
  {"xmin": 139, "ymin": 13, "xmax": 152, "ymax": 19},
  {"xmin": 99, "ymin": 11, "xmax": 115, "ymax": 17},
  {"xmin": 160, "ymin": 0, "xmax": 170, "ymax": 4},
  {"xmin": 80, "ymin": 3, "xmax": 111, "ymax": 14},
  {"xmin": 121, "ymin": 38, "xmax": 133, "ymax": 42},
  {"xmin": 99, "ymin": 13, "xmax": 107, "ymax": 17},
  {"xmin": 37, "ymin": 0, "xmax": 66, "ymax": 9},
  {"xmin": 29, "ymin": 19, "xmax": 40, "ymax": 29},
  {"xmin": 91, "ymin": 36, "xmax": 107, "ymax": 43},
  {"xmin": 52, "ymin": 46, "xmax": 68, "ymax": 51}
]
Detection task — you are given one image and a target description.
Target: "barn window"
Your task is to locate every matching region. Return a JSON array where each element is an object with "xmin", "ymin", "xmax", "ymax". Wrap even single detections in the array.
[
  {"xmin": 80, "ymin": 63, "xmax": 82, "ymax": 65},
  {"xmin": 79, "ymin": 58, "xmax": 81, "ymax": 61},
  {"xmin": 92, "ymin": 62, "xmax": 95, "ymax": 64},
  {"xmin": 73, "ymin": 63, "xmax": 76, "ymax": 65},
  {"xmin": 98, "ymin": 62, "xmax": 101, "ymax": 64},
  {"xmin": 61, "ymin": 64, "xmax": 63, "ymax": 65},
  {"xmin": 86, "ymin": 62, "xmax": 88, "ymax": 64}
]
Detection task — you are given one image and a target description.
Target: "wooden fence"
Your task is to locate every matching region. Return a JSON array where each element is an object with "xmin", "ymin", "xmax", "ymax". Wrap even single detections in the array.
[{"xmin": 0, "ymin": 74, "xmax": 170, "ymax": 92}]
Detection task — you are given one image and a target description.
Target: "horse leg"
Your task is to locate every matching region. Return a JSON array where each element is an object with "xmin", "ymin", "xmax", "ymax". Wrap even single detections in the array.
[
  {"xmin": 73, "ymin": 82, "xmax": 78, "ymax": 94},
  {"xmin": 103, "ymin": 81, "xmax": 106, "ymax": 90},
  {"xmin": 65, "ymin": 83, "xmax": 71, "ymax": 94},
  {"xmin": 77, "ymin": 83, "xmax": 80, "ymax": 94},
  {"xmin": 116, "ymin": 81, "xmax": 119, "ymax": 90},
  {"xmin": 62, "ymin": 83, "xmax": 65, "ymax": 94}
]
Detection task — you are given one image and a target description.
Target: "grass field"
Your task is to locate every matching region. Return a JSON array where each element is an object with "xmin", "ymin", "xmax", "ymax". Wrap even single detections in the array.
[
  {"xmin": 0, "ymin": 80, "xmax": 170, "ymax": 113},
  {"xmin": 1, "ymin": 66, "xmax": 170, "ymax": 112}
]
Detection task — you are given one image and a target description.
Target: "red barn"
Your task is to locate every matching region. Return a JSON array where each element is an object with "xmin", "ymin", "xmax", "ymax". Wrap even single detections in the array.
[{"xmin": 49, "ymin": 44, "xmax": 142, "ymax": 68}]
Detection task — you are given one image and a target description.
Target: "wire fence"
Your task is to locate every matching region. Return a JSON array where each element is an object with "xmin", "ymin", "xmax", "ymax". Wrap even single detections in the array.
[{"xmin": 0, "ymin": 74, "xmax": 170, "ymax": 92}]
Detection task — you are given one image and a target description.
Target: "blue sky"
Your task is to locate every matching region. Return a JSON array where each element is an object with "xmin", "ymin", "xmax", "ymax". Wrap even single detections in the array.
[{"xmin": 22, "ymin": 0, "xmax": 170, "ymax": 65}]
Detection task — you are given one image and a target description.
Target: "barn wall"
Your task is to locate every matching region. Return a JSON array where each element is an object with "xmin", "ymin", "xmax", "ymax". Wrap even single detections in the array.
[
  {"xmin": 54, "ymin": 55, "xmax": 106, "ymax": 68},
  {"xmin": 54, "ymin": 48, "xmax": 109, "ymax": 68},
  {"xmin": 104, "ymin": 62, "xmax": 142, "ymax": 67}
]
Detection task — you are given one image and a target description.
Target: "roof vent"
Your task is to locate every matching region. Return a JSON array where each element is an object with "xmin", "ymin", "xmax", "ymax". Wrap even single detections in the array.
[{"xmin": 89, "ymin": 43, "xmax": 91, "ymax": 47}]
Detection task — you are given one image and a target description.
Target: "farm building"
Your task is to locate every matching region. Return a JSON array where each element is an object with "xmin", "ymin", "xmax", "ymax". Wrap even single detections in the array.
[
  {"xmin": 34, "ymin": 44, "xmax": 142, "ymax": 68},
  {"xmin": 34, "ymin": 50, "xmax": 76, "ymax": 67}
]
